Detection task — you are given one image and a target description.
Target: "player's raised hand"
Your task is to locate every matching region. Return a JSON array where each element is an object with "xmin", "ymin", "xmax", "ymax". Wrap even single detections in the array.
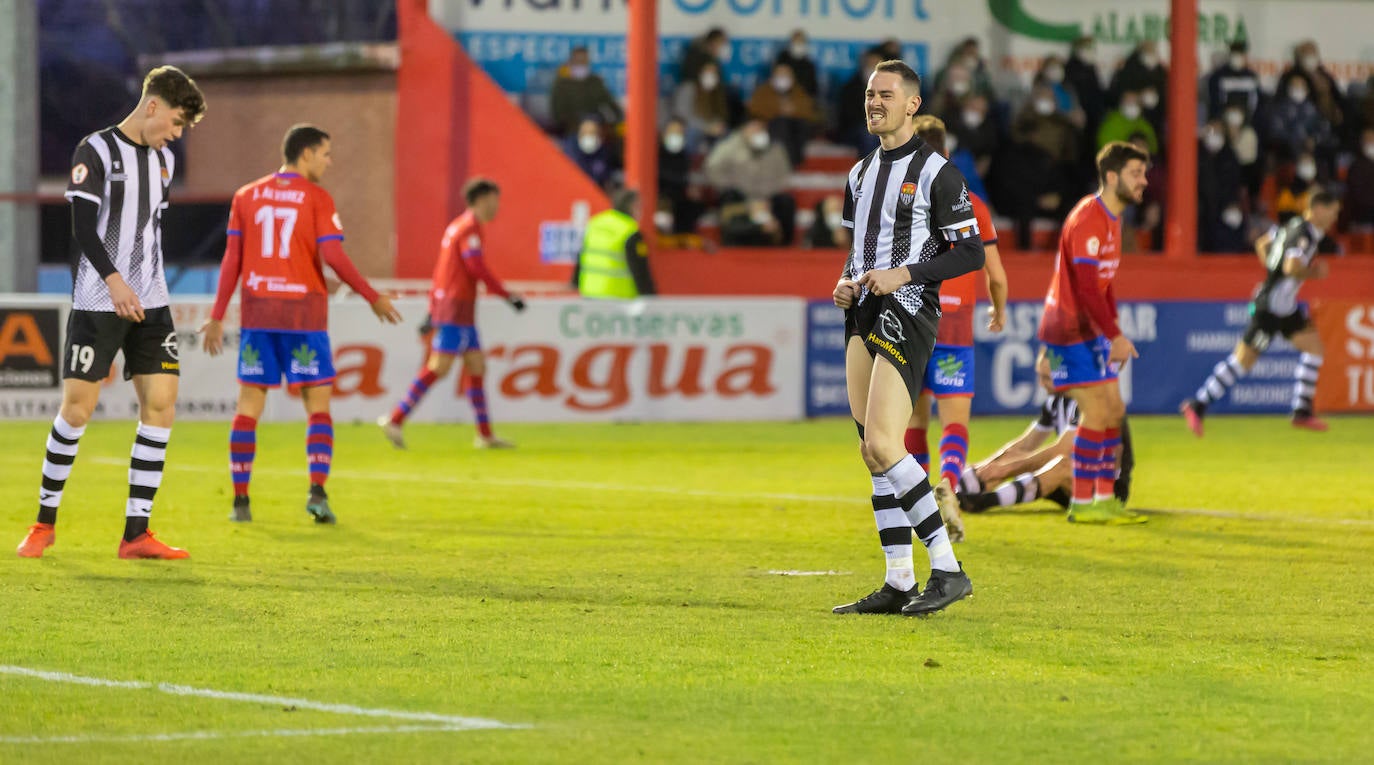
[
  {"xmin": 105, "ymin": 274, "xmax": 144, "ymax": 322},
  {"xmin": 1108, "ymin": 334, "xmax": 1139, "ymax": 369},
  {"xmin": 987, "ymin": 305, "xmax": 1006, "ymax": 332},
  {"xmin": 371, "ymin": 294, "xmax": 402, "ymax": 324},
  {"xmin": 198, "ymin": 318, "xmax": 225, "ymax": 356},
  {"xmin": 856, "ymin": 267, "xmax": 908, "ymax": 297},
  {"xmin": 833, "ymin": 279, "xmax": 858, "ymax": 309}
]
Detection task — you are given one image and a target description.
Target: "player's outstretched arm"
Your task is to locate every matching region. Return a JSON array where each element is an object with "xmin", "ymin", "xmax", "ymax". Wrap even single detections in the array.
[
  {"xmin": 202, "ymin": 222, "xmax": 245, "ymax": 355},
  {"xmin": 318, "ymin": 239, "xmax": 399, "ymax": 322}
]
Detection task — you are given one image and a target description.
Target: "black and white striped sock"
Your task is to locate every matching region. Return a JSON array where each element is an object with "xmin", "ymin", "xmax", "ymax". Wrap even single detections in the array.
[
  {"xmin": 886, "ymin": 455, "xmax": 959, "ymax": 573},
  {"xmin": 37, "ymin": 415, "xmax": 86, "ymax": 525},
  {"xmin": 1291, "ymin": 353, "xmax": 1322, "ymax": 416},
  {"xmin": 993, "ymin": 473, "xmax": 1041, "ymax": 508},
  {"xmin": 871, "ymin": 474, "xmax": 915, "ymax": 591},
  {"xmin": 125, "ymin": 423, "xmax": 170, "ymax": 541},
  {"xmin": 1195, "ymin": 352, "xmax": 1247, "ymax": 407}
]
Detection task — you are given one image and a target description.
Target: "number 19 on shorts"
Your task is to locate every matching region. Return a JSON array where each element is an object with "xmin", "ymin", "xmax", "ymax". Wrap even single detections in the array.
[{"xmin": 70, "ymin": 344, "xmax": 95, "ymax": 374}]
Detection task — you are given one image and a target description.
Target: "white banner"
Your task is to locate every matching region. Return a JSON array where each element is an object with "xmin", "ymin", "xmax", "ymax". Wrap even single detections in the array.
[{"xmin": 0, "ymin": 296, "xmax": 806, "ymax": 424}]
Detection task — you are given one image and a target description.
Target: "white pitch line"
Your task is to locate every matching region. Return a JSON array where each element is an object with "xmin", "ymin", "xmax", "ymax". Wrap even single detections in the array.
[
  {"xmin": 0, "ymin": 724, "xmax": 472, "ymax": 745},
  {"xmin": 0, "ymin": 666, "xmax": 526, "ymax": 731}
]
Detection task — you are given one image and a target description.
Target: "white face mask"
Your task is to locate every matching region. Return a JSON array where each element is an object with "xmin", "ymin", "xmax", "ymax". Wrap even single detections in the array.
[
  {"xmin": 1034, "ymin": 98, "xmax": 1055, "ymax": 116},
  {"xmin": 1121, "ymin": 103, "xmax": 1142, "ymax": 120},
  {"xmin": 962, "ymin": 109, "xmax": 985, "ymax": 128},
  {"xmin": 945, "ymin": 134, "xmax": 959, "ymax": 154},
  {"xmin": 663, "ymin": 132, "xmax": 686, "ymax": 153},
  {"xmin": 772, "ymin": 75, "xmax": 794, "ymax": 92},
  {"xmin": 1301, "ymin": 53, "xmax": 1320, "ymax": 72},
  {"xmin": 1140, "ymin": 89, "xmax": 1160, "ymax": 108},
  {"xmin": 1364, "ymin": 143, "xmax": 1374, "ymax": 161},
  {"xmin": 825, "ymin": 212, "xmax": 843, "ymax": 229},
  {"xmin": 578, "ymin": 134, "xmax": 602, "ymax": 154},
  {"xmin": 748, "ymin": 131, "xmax": 770, "ymax": 151},
  {"xmin": 716, "ymin": 44, "xmax": 732, "ymax": 63},
  {"xmin": 1076, "ymin": 47, "xmax": 1096, "ymax": 64},
  {"xmin": 1224, "ymin": 109, "xmax": 1245, "ymax": 128},
  {"xmin": 1141, "ymin": 53, "xmax": 1159, "ymax": 69},
  {"xmin": 950, "ymin": 79, "xmax": 971, "ymax": 96},
  {"xmin": 1289, "ymin": 86, "xmax": 1308, "ymax": 103},
  {"xmin": 699, "ymin": 71, "xmax": 719, "ymax": 90},
  {"xmin": 1044, "ymin": 64, "xmax": 1064, "ymax": 83},
  {"xmin": 569, "ymin": 64, "xmax": 590, "ymax": 80},
  {"xmin": 1204, "ymin": 132, "xmax": 1225, "ymax": 153},
  {"xmin": 1221, "ymin": 206, "xmax": 1244, "ymax": 228},
  {"xmin": 1297, "ymin": 160, "xmax": 1317, "ymax": 181},
  {"xmin": 1229, "ymin": 53, "xmax": 1246, "ymax": 70},
  {"xmin": 789, "ymin": 42, "xmax": 808, "ymax": 59}
]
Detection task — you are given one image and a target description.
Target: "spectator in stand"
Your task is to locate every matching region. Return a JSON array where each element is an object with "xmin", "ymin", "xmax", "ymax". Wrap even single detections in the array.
[
  {"xmin": 1097, "ymin": 90, "xmax": 1157, "ymax": 153},
  {"xmin": 1109, "ymin": 41, "xmax": 1167, "ymax": 139},
  {"xmin": 1222, "ymin": 103, "xmax": 1263, "ymax": 200},
  {"xmin": 1035, "ymin": 55, "xmax": 1082, "ymax": 117},
  {"xmin": 773, "ymin": 30, "xmax": 819, "ymax": 98},
  {"xmin": 934, "ymin": 37, "xmax": 994, "ymax": 102},
  {"xmin": 1265, "ymin": 72, "xmax": 1334, "ymax": 161},
  {"xmin": 1342, "ymin": 127, "xmax": 1374, "ymax": 231},
  {"xmin": 837, "ymin": 49, "xmax": 881, "ymax": 156},
  {"xmin": 704, "ymin": 119, "xmax": 796, "ymax": 246},
  {"xmin": 1281, "ymin": 40, "xmax": 1346, "ymax": 143},
  {"xmin": 943, "ymin": 130, "xmax": 988, "ymax": 202},
  {"xmin": 748, "ymin": 61, "xmax": 819, "ymax": 168},
  {"xmin": 549, "ymin": 46, "xmax": 623, "ymax": 137},
  {"xmin": 804, "ymin": 195, "xmax": 851, "ymax": 249},
  {"xmin": 873, "ymin": 37, "xmax": 903, "ymax": 63},
  {"xmin": 657, "ymin": 117, "xmax": 703, "ymax": 236},
  {"xmin": 682, "ymin": 27, "xmax": 730, "ymax": 84},
  {"xmin": 1065, "ymin": 36, "xmax": 1107, "ymax": 133},
  {"xmin": 1261, "ymin": 153, "xmax": 1321, "ymax": 226},
  {"xmin": 1207, "ymin": 39, "xmax": 1261, "ymax": 122},
  {"xmin": 1012, "ymin": 83, "xmax": 1081, "ymax": 184},
  {"xmin": 1199, "ymin": 119, "xmax": 1249, "ymax": 253},
  {"xmin": 927, "ymin": 63, "xmax": 974, "ymax": 123},
  {"xmin": 990, "ymin": 118, "xmax": 1064, "ymax": 250},
  {"xmin": 949, "ymin": 92, "xmax": 998, "ymax": 183},
  {"xmin": 564, "ymin": 117, "xmax": 618, "ymax": 190},
  {"xmin": 672, "ymin": 59, "xmax": 734, "ymax": 152}
]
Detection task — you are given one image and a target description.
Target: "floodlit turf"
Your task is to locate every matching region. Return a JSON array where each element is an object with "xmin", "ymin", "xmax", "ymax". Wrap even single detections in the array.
[{"xmin": 2, "ymin": 414, "xmax": 1373, "ymax": 764}]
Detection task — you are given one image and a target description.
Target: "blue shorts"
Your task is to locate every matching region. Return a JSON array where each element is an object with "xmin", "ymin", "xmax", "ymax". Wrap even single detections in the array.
[
  {"xmin": 1044, "ymin": 336, "xmax": 1118, "ymax": 392},
  {"xmin": 922, "ymin": 344, "xmax": 975, "ymax": 397},
  {"xmin": 431, "ymin": 323, "xmax": 481, "ymax": 355},
  {"xmin": 238, "ymin": 329, "xmax": 336, "ymax": 389}
]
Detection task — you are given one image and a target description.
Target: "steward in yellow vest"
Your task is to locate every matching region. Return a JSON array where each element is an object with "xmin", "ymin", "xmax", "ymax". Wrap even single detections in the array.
[{"xmin": 573, "ymin": 188, "xmax": 656, "ymax": 298}]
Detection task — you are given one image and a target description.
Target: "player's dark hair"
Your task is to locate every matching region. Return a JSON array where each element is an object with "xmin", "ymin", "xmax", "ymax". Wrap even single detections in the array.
[
  {"xmin": 873, "ymin": 60, "xmax": 922, "ymax": 94},
  {"xmin": 142, "ymin": 66, "xmax": 206, "ymax": 124},
  {"xmin": 282, "ymin": 124, "xmax": 331, "ymax": 164},
  {"xmin": 1309, "ymin": 190, "xmax": 1339, "ymax": 209},
  {"xmin": 1096, "ymin": 141, "xmax": 1150, "ymax": 185},
  {"xmin": 912, "ymin": 115, "xmax": 947, "ymax": 155},
  {"xmin": 464, "ymin": 177, "xmax": 500, "ymax": 205}
]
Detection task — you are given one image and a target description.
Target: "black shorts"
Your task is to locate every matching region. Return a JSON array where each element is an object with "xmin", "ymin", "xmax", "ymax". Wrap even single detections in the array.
[
  {"xmin": 1241, "ymin": 307, "xmax": 1309, "ymax": 353},
  {"xmin": 845, "ymin": 294, "xmax": 938, "ymax": 405},
  {"xmin": 62, "ymin": 307, "xmax": 180, "ymax": 382}
]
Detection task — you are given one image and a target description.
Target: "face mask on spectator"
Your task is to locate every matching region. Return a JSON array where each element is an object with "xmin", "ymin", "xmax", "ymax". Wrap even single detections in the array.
[
  {"xmin": 1204, "ymin": 132, "xmax": 1225, "ymax": 153},
  {"xmin": 790, "ymin": 41, "xmax": 808, "ymax": 59},
  {"xmin": 826, "ymin": 212, "xmax": 843, "ymax": 229},
  {"xmin": 962, "ymin": 109, "xmax": 985, "ymax": 128},
  {"xmin": 750, "ymin": 207, "xmax": 772, "ymax": 225},
  {"xmin": 715, "ymin": 44, "xmax": 732, "ymax": 63},
  {"xmin": 653, "ymin": 210, "xmax": 674, "ymax": 230},
  {"xmin": 1224, "ymin": 109, "xmax": 1245, "ymax": 128},
  {"xmin": 569, "ymin": 64, "xmax": 590, "ymax": 80},
  {"xmin": 1364, "ymin": 143, "xmax": 1374, "ymax": 161},
  {"xmin": 1076, "ymin": 46, "xmax": 1096, "ymax": 64},
  {"xmin": 945, "ymin": 134, "xmax": 959, "ymax": 154},
  {"xmin": 1221, "ymin": 206, "xmax": 1244, "ymax": 228},
  {"xmin": 1121, "ymin": 103, "xmax": 1142, "ymax": 120},
  {"xmin": 1044, "ymin": 64, "xmax": 1064, "ymax": 83},
  {"xmin": 1033, "ymin": 98, "xmax": 1055, "ymax": 116},
  {"xmin": 664, "ymin": 132, "xmax": 686, "ymax": 153},
  {"xmin": 950, "ymin": 79, "xmax": 971, "ymax": 96},
  {"xmin": 578, "ymin": 134, "xmax": 602, "ymax": 154},
  {"xmin": 699, "ymin": 71, "xmax": 719, "ymax": 90},
  {"xmin": 748, "ymin": 131, "xmax": 770, "ymax": 151},
  {"xmin": 1229, "ymin": 53, "xmax": 1246, "ymax": 70},
  {"xmin": 1301, "ymin": 53, "xmax": 1319, "ymax": 72},
  {"xmin": 772, "ymin": 75, "xmax": 794, "ymax": 92},
  {"xmin": 1140, "ymin": 89, "xmax": 1160, "ymax": 108},
  {"xmin": 1288, "ymin": 85, "xmax": 1308, "ymax": 102},
  {"xmin": 1141, "ymin": 52, "xmax": 1159, "ymax": 68},
  {"xmin": 1297, "ymin": 160, "xmax": 1317, "ymax": 181}
]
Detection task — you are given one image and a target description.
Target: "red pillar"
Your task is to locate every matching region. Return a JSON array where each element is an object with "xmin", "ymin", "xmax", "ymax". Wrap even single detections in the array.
[
  {"xmin": 625, "ymin": 0, "xmax": 658, "ymax": 248},
  {"xmin": 1164, "ymin": 0, "xmax": 1198, "ymax": 259}
]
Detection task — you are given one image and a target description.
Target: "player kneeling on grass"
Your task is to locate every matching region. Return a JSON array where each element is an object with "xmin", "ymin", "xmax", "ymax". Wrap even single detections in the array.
[{"xmin": 200, "ymin": 124, "xmax": 401, "ymax": 524}]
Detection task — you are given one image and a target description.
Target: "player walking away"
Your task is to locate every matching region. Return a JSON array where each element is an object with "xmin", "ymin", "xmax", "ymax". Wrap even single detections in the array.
[
  {"xmin": 901, "ymin": 116, "xmax": 1008, "ymax": 543},
  {"xmin": 829, "ymin": 61, "xmax": 985, "ymax": 616},
  {"xmin": 1038, "ymin": 141, "xmax": 1148, "ymax": 526},
  {"xmin": 1181, "ymin": 191, "xmax": 1340, "ymax": 435},
  {"xmin": 17, "ymin": 67, "xmax": 206, "ymax": 559},
  {"xmin": 200, "ymin": 124, "xmax": 402, "ymax": 524},
  {"xmin": 380, "ymin": 178, "xmax": 526, "ymax": 450}
]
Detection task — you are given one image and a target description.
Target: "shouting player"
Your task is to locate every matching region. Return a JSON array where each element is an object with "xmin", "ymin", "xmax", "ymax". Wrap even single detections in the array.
[
  {"xmin": 1037, "ymin": 141, "xmax": 1148, "ymax": 525},
  {"xmin": 1181, "ymin": 191, "xmax": 1340, "ymax": 434},
  {"xmin": 901, "ymin": 115, "xmax": 1008, "ymax": 543},
  {"xmin": 380, "ymin": 177, "xmax": 526, "ymax": 449},
  {"xmin": 201, "ymin": 124, "xmax": 401, "ymax": 524},
  {"xmin": 18, "ymin": 66, "xmax": 206, "ymax": 560}
]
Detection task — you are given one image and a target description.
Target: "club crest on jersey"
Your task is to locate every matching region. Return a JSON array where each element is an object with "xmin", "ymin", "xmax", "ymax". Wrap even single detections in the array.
[
  {"xmin": 1087, "ymin": 236, "xmax": 1101, "ymax": 256},
  {"xmin": 878, "ymin": 309, "xmax": 905, "ymax": 343},
  {"xmin": 952, "ymin": 185, "xmax": 972, "ymax": 213},
  {"xmin": 898, "ymin": 182, "xmax": 916, "ymax": 208},
  {"xmin": 71, "ymin": 163, "xmax": 88, "ymax": 184}
]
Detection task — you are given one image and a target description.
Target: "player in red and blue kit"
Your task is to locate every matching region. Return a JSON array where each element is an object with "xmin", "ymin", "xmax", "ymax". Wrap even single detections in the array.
[
  {"xmin": 201, "ymin": 124, "xmax": 401, "ymax": 524},
  {"xmin": 900, "ymin": 117, "xmax": 1008, "ymax": 543},
  {"xmin": 1037, "ymin": 141, "xmax": 1149, "ymax": 525},
  {"xmin": 380, "ymin": 177, "xmax": 525, "ymax": 449}
]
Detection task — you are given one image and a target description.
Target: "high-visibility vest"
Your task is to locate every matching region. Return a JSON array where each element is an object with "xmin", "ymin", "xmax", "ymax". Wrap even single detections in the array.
[{"xmin": 577, "ymin": 209, "xmax": 640, "ymax": 299}]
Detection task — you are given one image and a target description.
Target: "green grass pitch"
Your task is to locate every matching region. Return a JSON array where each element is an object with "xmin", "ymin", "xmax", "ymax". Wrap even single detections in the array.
[{"xmin": 2, "ymin": 414, "xmax": 1373, "ymax": 763}]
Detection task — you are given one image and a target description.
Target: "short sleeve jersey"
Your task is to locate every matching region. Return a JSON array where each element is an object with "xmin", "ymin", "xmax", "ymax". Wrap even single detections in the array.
[
  {"xmin": 934, "ymin": 192, "xmax": 998, "ymax": 347},
  {"xmin": 1039, "ymin": 194, "xmax": 1121, "ymax": 345},
  {"xmin": 227, "ymin": 172, "xmax": 344, "ymax": 332},
  {"xmin": 429, "ymin": 210, "xmax": 484, "ymax": 326}
]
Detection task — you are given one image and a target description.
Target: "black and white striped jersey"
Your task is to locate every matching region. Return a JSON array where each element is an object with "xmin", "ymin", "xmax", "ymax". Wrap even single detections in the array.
[
  {"xmin": 64, "ymin": 127, "xmax": 175, "ymax": 312},
  {"xmin": 840, "ymin": 135, "xmax": 980, "ymax": 317},
  {"xmin": 1033, "ymin": 395, "xmax": 1080, "ymax": 436},
  {"xmin": 1253, "ymin": 217, "xmax": 1321, "ymax": 317}
]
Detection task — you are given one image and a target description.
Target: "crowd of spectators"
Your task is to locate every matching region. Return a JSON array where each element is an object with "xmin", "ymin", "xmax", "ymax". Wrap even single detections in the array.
[{"xmin": 540, "ymin": 29, "xmax": 1374, "ymax": 253}]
